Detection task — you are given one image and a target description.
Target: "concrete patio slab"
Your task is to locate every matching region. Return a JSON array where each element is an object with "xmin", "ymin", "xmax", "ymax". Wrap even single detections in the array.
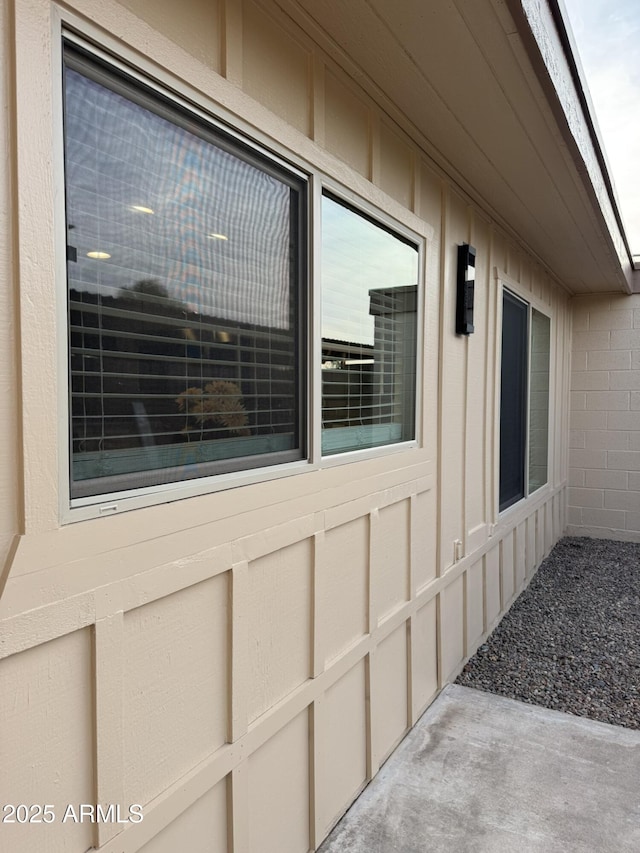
[{"xmin": 318, "ymin": 684, "xmax": 640, "ymax": 853}]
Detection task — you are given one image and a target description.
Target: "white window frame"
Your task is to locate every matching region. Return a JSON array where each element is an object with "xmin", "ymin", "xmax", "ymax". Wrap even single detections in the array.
[
  {"xmin": 317, "ymin": 181, "xmax": 424, "ymax": 469},
  {"xmin": 496, "ymin": 272, "xmax": 554, "ymax": 517},
  {"xmin": 53, "ymin": 27, "xmax": 427, "ymax": 523}
]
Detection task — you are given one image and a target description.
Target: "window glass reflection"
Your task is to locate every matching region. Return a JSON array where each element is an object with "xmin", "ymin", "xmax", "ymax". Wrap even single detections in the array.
[
  {"xmin": 321, "ymin": 195, "xmax": 419, "ymax": 455},
  {"xmin": 64, "ymin": 54, "xmax": 303, "ymax": 498},
  {"xmin": 65, "ymin": 68, "xmax": 294, "ymax": 326}
]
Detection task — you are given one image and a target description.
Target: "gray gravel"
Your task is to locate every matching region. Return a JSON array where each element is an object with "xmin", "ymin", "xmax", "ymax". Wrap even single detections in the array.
[{"xmin": 456, "ymin": 536, "xmax": 640, "ymax": 729}]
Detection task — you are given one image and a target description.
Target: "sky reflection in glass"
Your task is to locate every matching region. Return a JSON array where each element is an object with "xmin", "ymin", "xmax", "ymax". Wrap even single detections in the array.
[{"xmin": 321, "ymin": 195, "xmax": 419, "ymax": 346}]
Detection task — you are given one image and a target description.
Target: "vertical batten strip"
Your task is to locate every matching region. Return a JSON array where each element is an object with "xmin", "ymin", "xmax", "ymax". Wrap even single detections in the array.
[
  {"xmin": 222, "ymin": 0, "xmax": 243, "ymax": 87},
  {"xmin": 407, "ymin": 616, "xmax": 417, "ymax": 726},
  {"xmin": 369, "ymin": 112, "xmax": 380, "ymax": 186},
  {"xmin": 409, "ymin": 149, "xmax": 418, "ymax": 214},
  {"xmin": 545, "ymin": 500, "xmax": 553, "ymax": 555},
  {"xmin": 408, "ymin": 495, "xmax": 418, "ymax": 724},
  {"xmin": 312, "ymin": 528, "xmax": 325, "ymax": 678},
  {"xmin": 229, "ymin": 762, "xmax": 249, "ymax": 853},
  {"xmin": 461, "ymin": 207, "xmax": 471, "ymax": 557},
  {"xmin": 461, "ymin": 569, "xmax": 469, "ymax": 660},
  {"xmin": 485, "ymin": 228, "xmax": 496, "ymax": 528},
  {"xmin": 526, "ymin": 515, "xmax": 535, "ymax": 577},
  {"xmin": 516, "ymin": 521, "xmax": 527, "ymax": 592},
  {"xmin": 309, "ymin": 695, "xmax": 323, "ymax": 850},
  {"xmin": 365, "ymin": 648, "xmax": 378, "ymax": 779},
  {"xmin": 436, "ymin": 185, "xmax": 448, "ymax": 576},
  {"xmin": 93, "ymin": 612, "xmax": 124, "ymax": 848},
  {"xmin": 311, "ymin": 55, "xmax": 325, "ymax": 146},
  {"xmin": 435, "ymin": 591, "xmax": 443, "ymax": 690},
  {"xmin": 408, "ymin": 495, "xmax": 418, "ymax": 602},
  {"xmin": 481, "ymin": 556, "xmax": 487, "ymax": 639},
  {"xmin": 368, "ymin": 508, "xmax": 378, "ymax": 631},
  {"xmin": 478, "ymin": 215, "xmax": 489, "ymax": 536},
  {"xmin": 498, "ymin": 540, "xmax": 505, "ymax": 612},
  {"xmin": 539, "ymin": 506, "xmax": 546, "ymax": 558},
  {"xmin": 304, "ymin": 50, "xmax": 314, "ymax": 140},
  {"xmin": 230, "ymin": 561, "xmax": 249, "ymax": 743}
]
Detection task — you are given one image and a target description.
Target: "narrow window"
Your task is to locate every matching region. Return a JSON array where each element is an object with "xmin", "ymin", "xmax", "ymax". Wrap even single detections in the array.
[
  {"xmin": 499, "ymin": 291, "xmax": 528, "ymax": 511},
  {"xmin": 499, "ymin": 290, "xmax": 550, "ymax": 512},
  {"xmin": 63, "ymin": 43, "xmax": 306, "ymax": 500},
  {"xmin": 528, "ymin": 308, "xmax": 551, "ymax": 492},
  {"xmin": 321, "ymin": 194, "xmax": 419, "ymax": 455}
]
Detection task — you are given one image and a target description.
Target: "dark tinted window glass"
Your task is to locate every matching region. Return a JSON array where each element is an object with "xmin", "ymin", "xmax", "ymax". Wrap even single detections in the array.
[{"xmin": 499, "ymin": 291, "xmax": 528, "ymax": 511}]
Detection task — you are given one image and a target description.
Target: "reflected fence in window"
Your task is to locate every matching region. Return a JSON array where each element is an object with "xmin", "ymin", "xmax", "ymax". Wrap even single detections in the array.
[{"xmin": 321, "ymin": 195, "xmax": 419, "ymax": 456}]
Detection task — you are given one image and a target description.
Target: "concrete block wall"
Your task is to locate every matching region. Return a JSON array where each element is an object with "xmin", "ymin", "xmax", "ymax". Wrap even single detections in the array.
[{"xmin": 568, "ymin": 294, "xmax": 640, "ymax": 541}]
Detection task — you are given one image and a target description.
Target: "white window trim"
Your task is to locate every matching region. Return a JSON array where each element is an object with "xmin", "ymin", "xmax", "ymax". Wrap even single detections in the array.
[
  {"xmin": 317, "ymin": 180, "xmax": 425, "ymax": 469},
  {"xmin": 495, "ymin": 270, "xmax": 555, "ymax": 520},
  {"xmin": 53, "ymin": 23, "xmax": 429, "ymax": 523}
]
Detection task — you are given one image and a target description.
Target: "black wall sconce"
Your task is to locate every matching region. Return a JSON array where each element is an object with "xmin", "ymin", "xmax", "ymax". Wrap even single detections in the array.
[{"xmin": 456, "ymin": 243, "xmax": 476, "ymax": 335}]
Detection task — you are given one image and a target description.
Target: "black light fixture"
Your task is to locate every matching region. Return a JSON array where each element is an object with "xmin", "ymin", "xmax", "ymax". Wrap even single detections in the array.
[{"xmin": 456, "ymin": 243, "xmax": 476, "ymax": 335}]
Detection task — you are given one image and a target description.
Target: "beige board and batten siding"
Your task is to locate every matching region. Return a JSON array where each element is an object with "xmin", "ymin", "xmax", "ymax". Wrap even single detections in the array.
[
  {"xmin": 569, "ymin": 293, "xmax": 640, "ymax": 541},
  {"xmin": 0, "ymin": 1, "xmax": 571, "ymax": 852}
]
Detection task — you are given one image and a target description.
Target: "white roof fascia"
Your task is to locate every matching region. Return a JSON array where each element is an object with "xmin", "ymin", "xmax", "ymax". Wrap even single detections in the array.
[{"xmin": 518, "ymin": 0, "xmax": 636, "ymax": 293}]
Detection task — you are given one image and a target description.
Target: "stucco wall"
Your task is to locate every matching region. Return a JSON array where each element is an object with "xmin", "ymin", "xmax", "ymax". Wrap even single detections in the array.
[
  {"xmin": 0, "ymin": 1, "xmax": 571, "ymax": 851},
  {"xmin": 568, "ymin": 293, "xmax": 640, "ymax": 541}
]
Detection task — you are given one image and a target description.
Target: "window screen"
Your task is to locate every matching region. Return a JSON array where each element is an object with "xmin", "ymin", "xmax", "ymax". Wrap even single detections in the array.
[
  {"xmin": 499, "ymin": 290, "xmax": 551, "ymax": 512},
  {"xmin": 528, "ymin": 308, "xmax": 550, "ymax": 493},
  {"xmin": 499, "ymin": 290, "xmax": 528, "ymax": 511},
  {"xmin": 321, "ymin": 194, "xmax": 419, "ymax": 455},
  {"xmin": 63, "ymin": 44, "xmax": 306, "ymax": 499}
]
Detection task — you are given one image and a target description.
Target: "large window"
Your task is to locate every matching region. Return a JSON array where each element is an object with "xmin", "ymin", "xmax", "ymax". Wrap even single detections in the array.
[
  {"xmin": 63, "ymin": 43, "xmax": 306, "ymax": 499},
  {"xmin": 499, "ymin": 289, "xmax": 550, "ymax": 512},
  {"xmin": 61, "ymin": 42, "xmax": 421, "ymax": 508}
]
